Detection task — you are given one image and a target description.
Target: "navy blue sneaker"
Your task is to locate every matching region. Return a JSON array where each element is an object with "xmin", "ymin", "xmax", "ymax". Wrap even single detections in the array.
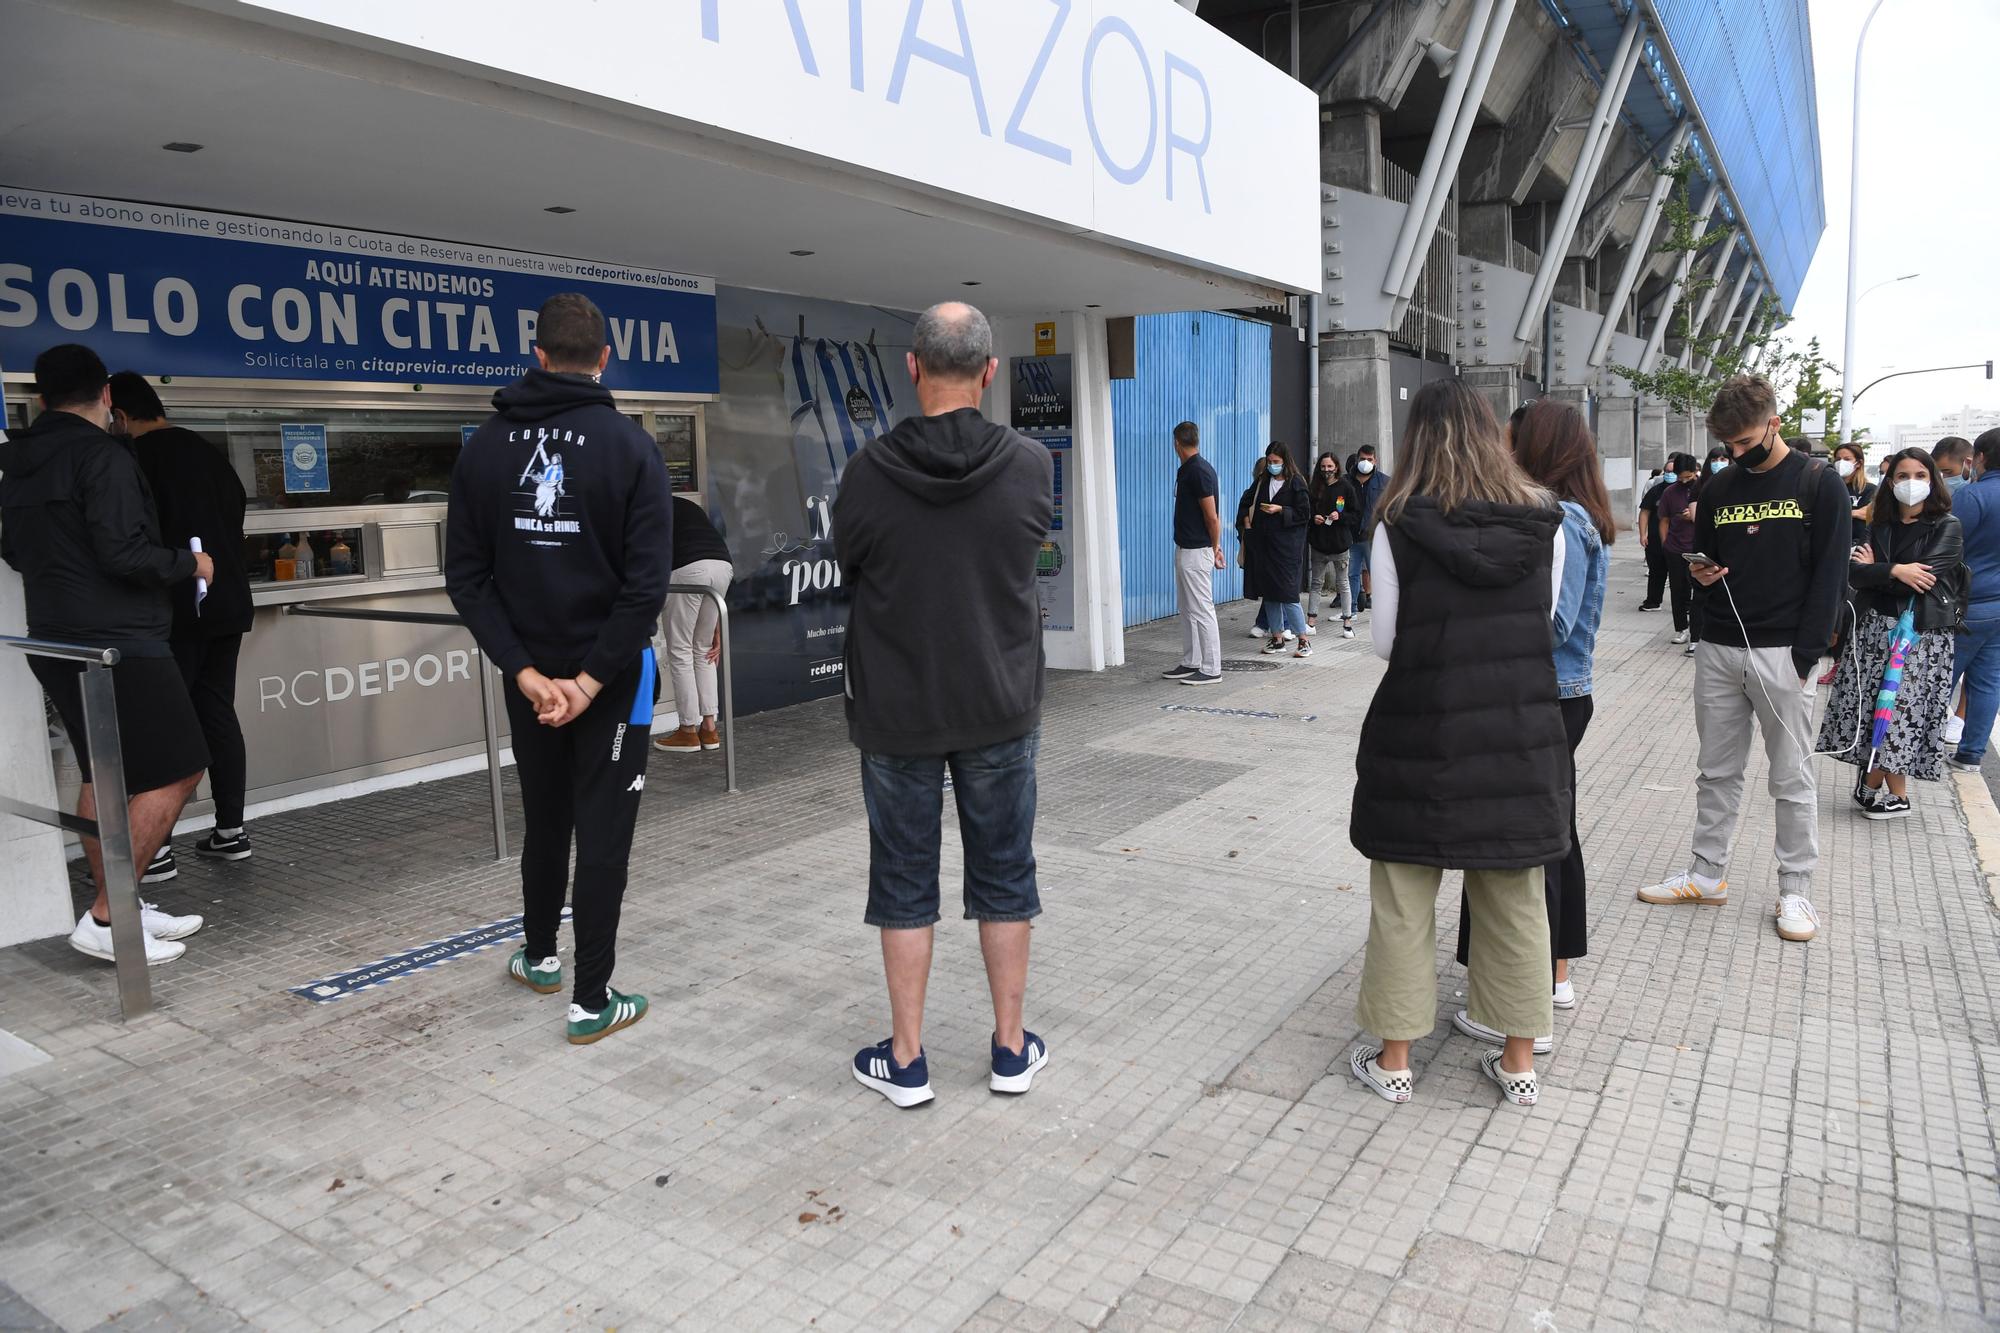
[
  {"xmin": 989, "ymin": 1030, "xmax": 1049, "ymax": 1095},
  {"xmin": 852, "ymin": 1038, "xmax": 934, "ymax": 1108}
]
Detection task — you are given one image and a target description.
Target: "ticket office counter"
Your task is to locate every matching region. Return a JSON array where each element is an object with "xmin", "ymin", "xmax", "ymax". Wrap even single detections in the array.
[{"xmin": 2, "ymin": 377, "xmax": 707, "ymax": 811}]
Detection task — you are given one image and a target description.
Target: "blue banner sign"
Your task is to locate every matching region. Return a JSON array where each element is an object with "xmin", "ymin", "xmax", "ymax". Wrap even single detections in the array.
[{"xmin": 0, "ymin": 187, "xmax": 717, "ymax": 393}]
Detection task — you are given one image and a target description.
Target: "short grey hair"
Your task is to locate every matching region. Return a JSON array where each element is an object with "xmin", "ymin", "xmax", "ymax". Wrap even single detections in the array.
[{"xmin": 912, "ymin": 302, "xmax": 994, "ymax": 379}]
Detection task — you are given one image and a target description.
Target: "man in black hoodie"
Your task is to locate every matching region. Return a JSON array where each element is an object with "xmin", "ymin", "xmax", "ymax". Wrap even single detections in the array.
[
  {"xmin": 837, "ymin": 302, "xmax": 1054, "ymax": 1108},
  {"xmin": 110, "ymin": 372, "xmax": 255, "ymax": 877},
  {"xmin": 0, "ymin": 344, "xmax": 212, "ymax": 967},
  {"xmin": 446, "ymin": 293, "xmax": 673, "ymax": 1045}
]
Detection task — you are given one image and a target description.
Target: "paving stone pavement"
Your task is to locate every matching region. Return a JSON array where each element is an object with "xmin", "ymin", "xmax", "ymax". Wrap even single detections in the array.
[{"xmin": 1, "ymin": 549, "xmax": 1996, "ymax": 1331}]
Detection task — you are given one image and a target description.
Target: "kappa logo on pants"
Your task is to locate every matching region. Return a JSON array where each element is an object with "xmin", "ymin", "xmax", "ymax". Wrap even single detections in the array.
[{"xmin": 626, "ymin": 775, "xmax": 646, "ymax": 793}]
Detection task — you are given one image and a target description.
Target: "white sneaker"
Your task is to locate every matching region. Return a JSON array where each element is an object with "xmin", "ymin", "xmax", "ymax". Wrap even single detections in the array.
[
  {"xmin": 1944, "ymin": 714, "xmax": 1966, "ymax": 746},
  {"xmin": 1452, "ymin": 1010, "xmax": 1553, "ymax": 1055},
  {"xmin": 1299, "ymin": 621, "xmax": 1316, "ymax": 637},
  {"xmin": 1247, "ymin": 626, "xmax": 1266, "ymax": 639},
  {"xmin": 140, "ymin": 901, "xmax": 204, "ymax": 941},
  {"xmin": 68, "ymin": 913, "xmax": 185, "ymax": 966},
  {"xmin": 1671, "ymin": 629, "xmax": 1690, "ymax": 644},
  {"xmin": 1776, "ymin": 895, "xmax": 1821, "ymax": 942},
  {"xmin": 1552, "ymin": 980, "xmax": 1576, "ymax": 1011},
  {"xmin": 1280, "ymin": 630, "xmax": 1296, "ymax": 643},
  {"xmin": 1637, "ymin": 870, "xmax": 1728, "ymax": 905}
]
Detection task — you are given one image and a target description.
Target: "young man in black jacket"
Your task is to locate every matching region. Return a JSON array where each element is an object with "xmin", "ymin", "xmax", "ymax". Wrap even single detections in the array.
[
  {"xmin": 0, "ymin": 344, "xmax": 212, "ymax": 966},
  {"xmin": 837, "ymin": 302, "xmax": 1055, "ymax": 1108},
  {"xmin": 110, "ymin": 372, "xmax": 255, "ymax": 877},
  {"xmin": 446, "ymin": 294, "xmax": 673, "ymax": 1044},
  {"xmin": 1636, "ymin": 375, "xmax": 1850, "ymax": 943}
]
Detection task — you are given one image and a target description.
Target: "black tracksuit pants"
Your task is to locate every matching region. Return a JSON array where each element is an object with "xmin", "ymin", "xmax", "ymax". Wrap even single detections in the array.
[
  {"xmin": 1642, "ymin": 538, "xmax": 1669, "ymax": 609},
  {"xmin": 171, "ymin": 633, "xmax": 248, "ymax": 830},
  {"xmin": 505, "ymin": 651, "xmax": 657, "ymax": 1012}
]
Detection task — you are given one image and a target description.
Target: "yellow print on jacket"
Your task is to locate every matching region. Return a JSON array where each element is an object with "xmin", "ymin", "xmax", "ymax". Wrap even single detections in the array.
[{"xmin": 1711, "ymin": 499, "xmax": 1805, "ymax": 526}]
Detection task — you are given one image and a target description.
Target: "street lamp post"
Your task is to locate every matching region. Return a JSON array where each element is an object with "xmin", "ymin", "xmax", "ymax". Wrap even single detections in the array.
[{"xmin": 1839, "ymin": 0, "xmax": 1892, "ymax": 443}]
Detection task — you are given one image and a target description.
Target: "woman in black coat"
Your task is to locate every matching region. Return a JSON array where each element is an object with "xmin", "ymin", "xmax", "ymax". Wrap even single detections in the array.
[{"xmin": 1247, "ymin": 442, "xmax": 1313, "ymax": 658}]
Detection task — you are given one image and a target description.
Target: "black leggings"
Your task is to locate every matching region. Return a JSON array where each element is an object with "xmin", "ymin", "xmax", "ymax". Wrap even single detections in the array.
[
  {"xmin": 1642, "ymin": 539, "xmax": 1669, "ymax": 608},
  {"xmin": 172, "ymin": 633, "xmax": 248, "ymax": 829},
  {"xmin": 1458, "ymin": 693, "xmax": 1592, "ymax": 969},
  {"xmin": 1667, "ymin": 559, "xmax": 1694, "ymax": 633},
  {"xmin": 505, "ymin": 652, "xmax": 657, "ymax": 1011}
]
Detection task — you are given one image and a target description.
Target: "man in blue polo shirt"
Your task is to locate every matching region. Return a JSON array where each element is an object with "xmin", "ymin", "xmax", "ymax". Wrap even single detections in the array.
[
  {"xmin": 1163, "ymin": 421, "xmax": 1224, "ymax": 686},
  {"xmin": 1950, "ymin": 428, "xmax": 2000, "ymax": 770}
]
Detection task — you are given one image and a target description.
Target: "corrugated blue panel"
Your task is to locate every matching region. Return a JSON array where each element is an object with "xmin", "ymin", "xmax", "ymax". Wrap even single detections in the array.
[
  {"xmin": 1110, "ymin": 312, "xmax": 1273, "ymax": 628},
  {"xmin": 1553, "ymin": 0, "xmax": 1824, "ymax": 308}
]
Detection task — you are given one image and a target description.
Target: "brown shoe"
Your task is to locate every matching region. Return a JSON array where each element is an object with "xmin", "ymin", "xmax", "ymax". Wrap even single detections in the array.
[
  {"xmin": 653, "ymin": 725, "xmax": 702, "ymax": 753},
  {"xmin": 698, "ymin": 721, "xmax": 721, "ymax": 751}
]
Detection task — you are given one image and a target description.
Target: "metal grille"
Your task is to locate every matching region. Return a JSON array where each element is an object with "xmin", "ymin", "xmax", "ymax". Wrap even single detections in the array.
[{"xmin": 1382, "ymin": 156, "xmax": 1459, "ymax": 360}]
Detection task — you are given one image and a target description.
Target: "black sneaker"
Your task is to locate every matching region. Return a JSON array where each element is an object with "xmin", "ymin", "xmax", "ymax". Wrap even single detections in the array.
[
  {"xmin": 1160, "ymin": 664, "xmax": 1198, "ymax": 680},
  {"xmin": 1862, "ymin": 794, "xmax": 1911, "ymax": 820},
  {"xmin": 141, "ymin": 848, "xmax": 177, "ymax": 884},
  {"xmin": 1637, "ymin": 602, "xmax": 1662, "ymax": 612},
  {"xmin": 1948, "ymin": 753, "xmax": 1983, "ymax": 773},
  {"xmin": 1852, "ymin": 779, "xmax": 1879, "ymax": 811},
  {"xmin": 195, "ymin": 830, "xmax": 253, "ymax": 861},
  {"xmin": 1180, "ymin": 671, "xmax": 1221, "ymax": 686}
]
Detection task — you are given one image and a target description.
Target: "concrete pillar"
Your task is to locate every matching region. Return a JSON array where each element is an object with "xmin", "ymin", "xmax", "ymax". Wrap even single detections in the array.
[
  {"xmin": 987, "ymin": 312, "xmax": 1121, "ymax": 671},
  {"xmin": 1459, "ymin": 202, "xmax": 1512, "ymax": 266},
  {"xmin": 1461, "ymin": 365, "xmax": 1520, "ymax": 422},
  {"xmin": 1639, "ymin": 399, "xmax": 1668, "ymax": 471},
  {"xmin": 1665, "ymin": 412, "xmax": 1693, "ymax": 459},
  {"xmin": 1321, "ymin": 103, "xmax": 1383, "ymax": 195},
  {"xmin": 1320, "ymin": 330, "xmax": 1394, "ymax": 464},
  {"xmin": 0, "ymin": 558, "xmax": 72, "ymax": 947},
  {"xmin": 1554, "ymin": 259, "xmax": 1591, "ymax": 310},
  {"xmin": 1597, "ymin": 394, "xmax": 1639, "ymax": 516}
]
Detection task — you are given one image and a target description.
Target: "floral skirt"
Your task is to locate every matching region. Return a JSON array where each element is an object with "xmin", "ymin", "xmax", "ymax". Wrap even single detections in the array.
[{"xmin": 1815, "ymin": 608, "xmax": 1955, "ymax": 781}]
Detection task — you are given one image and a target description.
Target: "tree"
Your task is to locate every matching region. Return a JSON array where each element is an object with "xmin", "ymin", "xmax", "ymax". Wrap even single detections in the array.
[
  {"xmin": 1762, "ymin": 335, "xmax": 1843, "ymax": 438},
  {"xmin": 1609, "ymin": 152, "xmax": 1767, "ymax": 413}
]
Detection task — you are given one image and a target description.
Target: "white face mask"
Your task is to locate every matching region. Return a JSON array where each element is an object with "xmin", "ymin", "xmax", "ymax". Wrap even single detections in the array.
[
  {"xmin": 1835, "ymin": 459, "xmax": 1857, "ymax": 479},
  {"xmin": 1356, "ymin": 460, "xmax": 1375, "ymax": 475},
  {"xmin": 1893, "ymin": 478, "xmax": 1931, "ymax": 506}
]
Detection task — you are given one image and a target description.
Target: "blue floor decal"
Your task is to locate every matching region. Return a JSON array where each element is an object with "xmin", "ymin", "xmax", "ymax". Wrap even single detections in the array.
[{"xmin": 291, "ymin": 908, "xmax": 573, "ymax": 1003}]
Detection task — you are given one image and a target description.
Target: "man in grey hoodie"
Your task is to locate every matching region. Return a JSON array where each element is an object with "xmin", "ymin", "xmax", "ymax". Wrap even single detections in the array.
[{"xmin": 836, "ymin": 302, "xmax": 1055, "ymax": 1108}]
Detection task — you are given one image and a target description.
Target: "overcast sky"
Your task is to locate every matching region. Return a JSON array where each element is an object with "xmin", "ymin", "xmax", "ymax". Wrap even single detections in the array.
[{"xmin": 1778, "ymin": 0, "xmax": 2000, "ymax": 438}]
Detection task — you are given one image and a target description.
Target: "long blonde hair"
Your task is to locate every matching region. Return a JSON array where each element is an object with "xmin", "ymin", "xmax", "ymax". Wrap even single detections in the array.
[{"xmin": 1377, "ymin": 380, "xmax": 1552, "ymax": 526}]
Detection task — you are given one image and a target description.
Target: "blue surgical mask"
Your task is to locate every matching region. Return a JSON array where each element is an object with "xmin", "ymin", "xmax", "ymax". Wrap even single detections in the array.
[
  {"xmin": 1267, "ymin": 462, "xmax": 1283, "ymax": 476},
  {"xmin": 1710, "ymin": 460, "xmax": 1726, "ymax": 474}
]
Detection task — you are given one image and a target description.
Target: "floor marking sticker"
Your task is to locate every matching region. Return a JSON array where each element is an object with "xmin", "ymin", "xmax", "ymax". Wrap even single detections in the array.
[
  {"xmin": 1161, "ymin": 704, "xmax": 1318, "ymax": 722},
  {"xmin": 290, "ymin": 908, "xmax": 572, "ymax": 1003}
]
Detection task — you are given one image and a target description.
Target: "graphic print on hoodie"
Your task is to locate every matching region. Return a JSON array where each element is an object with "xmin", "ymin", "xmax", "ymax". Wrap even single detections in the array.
[{"xmin": 446, "ymin": 369, "xmax": 673, "ymax": 684}]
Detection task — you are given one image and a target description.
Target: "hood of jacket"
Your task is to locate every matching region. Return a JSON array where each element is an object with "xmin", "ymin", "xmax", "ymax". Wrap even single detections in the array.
[
  {"xmin": 869, "ymin": 408, "xmax": 1019, "ymax": 505},
  {"xmin": 491, "ymin": 368, "xmax": 615, "ymax": 423},
  {"xmin": 1393, "ymin": 496, "xmax": 1561, "ymax": 589},
  {"xmin": 0, "ymin": 408, "xmax": 105, "ymax": 482}
]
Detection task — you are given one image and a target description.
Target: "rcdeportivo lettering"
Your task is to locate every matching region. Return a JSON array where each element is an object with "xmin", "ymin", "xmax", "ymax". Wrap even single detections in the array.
[
  {"xmin": 257, "ymin": 648, "xmax": 477, "ymax": 711},
  {"xmin": 1711, "ymin": 499, "xmax": 1806, "ymax": 526}
]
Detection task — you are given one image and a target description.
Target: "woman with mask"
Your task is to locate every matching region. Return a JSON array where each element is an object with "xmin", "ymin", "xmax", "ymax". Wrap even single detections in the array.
[
  {"xmin": 1833, "ymin": 442, "xmax": 1877, "ymax": 545},
  {"xmin": 1246, "ymin": 443, "xmax": 1314, "ymax": 658},
  {"xmin": 1817, "ymin": 448, "xmax": 1965, "ymax": 819},
  {"xmin": 1236, "ymin": 461, "xmax": 1278, "ymax": 640},
  {"xmin": 1348, "ymin": 380, "xmax": 1567, "ymax": 1109},
  {"xmin": 1306, "ymin": 452, "xmax": 1360, "ymax": 638},
  {"xmin": 1657, "ymin": 454, "xmax": 1702, "ymax": 648},
  {"xmin": 1452, "ymin": 398, "xmax": 1613, "ymax": 1043}
]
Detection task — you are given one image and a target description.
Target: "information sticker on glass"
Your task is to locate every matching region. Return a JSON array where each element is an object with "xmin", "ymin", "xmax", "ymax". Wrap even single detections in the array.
[{"xmin": 281, "ymin": 423, "xmax": 331, "ymax": 494}]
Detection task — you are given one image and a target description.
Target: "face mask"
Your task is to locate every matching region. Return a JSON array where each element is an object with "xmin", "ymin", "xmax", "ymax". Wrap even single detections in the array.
[
  {"xmin": 1357, "ymin": 460, "xmax": 1375, "ymax": 475},
  {"xmin": 1835, "ymin": 459, "xmax": 1856, "ymax": 479},
  {"xmin": 1735, "ymin": 424, "xmax": 1775, "ymax": 470},
  {"xmin": 1709, "ymin": 460, "xmax": 1727, "ymax": 474},
  {"xmin": 1893, "ymin": 478, "xmax": 1931, "ymax": 506},
  {"xmin": 1267, "ymin": 462, "xmax": 1283, "ymax": 476}
]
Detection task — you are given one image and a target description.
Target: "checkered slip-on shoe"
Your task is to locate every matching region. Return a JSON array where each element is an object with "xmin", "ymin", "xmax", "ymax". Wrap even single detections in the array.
[
  {"xmin": 1350, "ymin": 1047, "xmax": 1413, "ymax": 1104},
  {"xmin": 1479, "ymin": 1049, "xmax": 1539, "ymax": 1107}
]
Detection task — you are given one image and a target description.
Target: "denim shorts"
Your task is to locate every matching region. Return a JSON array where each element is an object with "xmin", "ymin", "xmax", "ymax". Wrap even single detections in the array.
[{"xmin": 859, "ymin": 729, "xmax": 1041, "ymax": 928}]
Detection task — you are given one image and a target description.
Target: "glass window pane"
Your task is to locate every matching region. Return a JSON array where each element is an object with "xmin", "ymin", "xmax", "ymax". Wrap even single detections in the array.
[{"xmin": 164, "ymin": 406, "xmax": 477, "ymax": 510}]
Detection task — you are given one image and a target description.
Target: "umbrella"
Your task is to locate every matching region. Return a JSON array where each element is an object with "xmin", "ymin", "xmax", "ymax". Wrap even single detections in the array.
[{"xmin": 1864, "ymin": 601, "xmax": 1920, "ymax": 774}]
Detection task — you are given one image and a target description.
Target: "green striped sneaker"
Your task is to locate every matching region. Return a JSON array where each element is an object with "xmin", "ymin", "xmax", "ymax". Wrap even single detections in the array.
[
  {"xmin": 567, "ymin": 989, "xmax": 648, "ymax": 1045},
  {"xmin": 507, "ymin": 948, "xmax": 562, "ymax": 995}
]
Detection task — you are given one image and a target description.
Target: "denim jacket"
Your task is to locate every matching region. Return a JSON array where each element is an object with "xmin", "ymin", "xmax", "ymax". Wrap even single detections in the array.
[{"xmin": 1553, "ymin": 500, "xmax": 1608, "ymax": 698}]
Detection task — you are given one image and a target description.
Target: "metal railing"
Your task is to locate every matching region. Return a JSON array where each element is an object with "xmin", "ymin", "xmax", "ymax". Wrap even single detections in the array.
[
  {"xmin": 1381, "ymin": 155, "xmax": 1459, "ymax": 359},
  {"xmin": 284, "ymin": 584, "xmax": 737, "ymax": 857},
  {"xmin": 0, "ymin": 635, "xmax": 150, "ymax": 1019}
]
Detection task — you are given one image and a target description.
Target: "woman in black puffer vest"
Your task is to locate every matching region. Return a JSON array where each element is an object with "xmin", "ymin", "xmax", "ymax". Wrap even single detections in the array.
[{"xmin": 1347, "ymin": 380, "xmax": 1569, "ymax": 1111}]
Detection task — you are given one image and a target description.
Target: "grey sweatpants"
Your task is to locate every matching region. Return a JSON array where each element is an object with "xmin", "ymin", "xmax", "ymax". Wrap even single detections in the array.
[
  {"xmin": 1690, "ymin": 641, "xmax": 1818, "ymax": 898},
  {"xmin": 1175, "ymin": 547, "xmax": 1221, "ymax": 675},
  {"xmin": 1307, "ymin": 549, "xmax": 1351, "ymax": 620}
]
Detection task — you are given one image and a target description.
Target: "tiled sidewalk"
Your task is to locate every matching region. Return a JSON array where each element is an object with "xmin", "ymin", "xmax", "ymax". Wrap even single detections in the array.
[{"xmin": 0, "ymin": 550, "xmax": 1995, "ymax": 1331}]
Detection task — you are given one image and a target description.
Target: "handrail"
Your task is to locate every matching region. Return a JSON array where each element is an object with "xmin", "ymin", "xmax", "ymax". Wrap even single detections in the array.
[
  {"xmin": 284, "ymin": 584, "xmax": 738, "ymax": 845},
  {"xmin": 0, "ymin": 633, "xmax": 150, "ymax": 1019}
]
